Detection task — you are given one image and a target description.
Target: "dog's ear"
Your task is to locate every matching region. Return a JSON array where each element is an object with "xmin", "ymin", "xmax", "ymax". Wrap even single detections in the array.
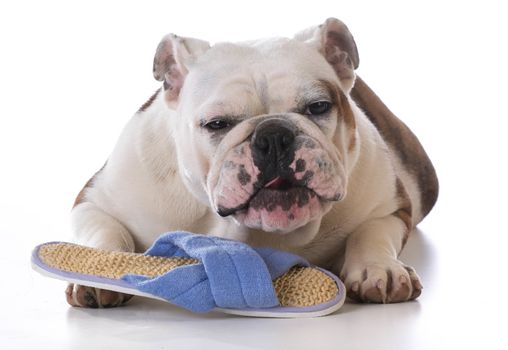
[
  {"xmin": 153, "ymin": 34, "xmax": 210, "ymax": 105},
  {"xmin": 295, "ymin": 18, "xmax": 359, "ymax": 92}
]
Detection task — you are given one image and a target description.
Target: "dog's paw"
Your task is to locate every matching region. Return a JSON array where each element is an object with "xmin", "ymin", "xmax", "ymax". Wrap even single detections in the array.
[
  {"xmin": 65, "ymin": 284, "xmax": 133, "ymax": 308},
  {"xmin": 340, "ymin": 260, "xmax": 422, "ymax": 303}
]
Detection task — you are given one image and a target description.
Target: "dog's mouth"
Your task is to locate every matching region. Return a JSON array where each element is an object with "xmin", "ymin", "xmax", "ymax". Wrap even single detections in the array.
[
  {"xmin": 211, "ymin": 136, "xmax": 344, "ymax": 232},
  {"xmin": 250, "ymin": 176, "xmax": 317, "ymax": 209},
  {"xmin": 217, "ymin": 175, "xmax": 324, "ymax": 232},
  {"xmin": 218, "ymin": 175, "xmax": 315, "ymax": 215},
  {"xmin": 264, "ymin": 176, "xmax": 293, "ymax": 190}
]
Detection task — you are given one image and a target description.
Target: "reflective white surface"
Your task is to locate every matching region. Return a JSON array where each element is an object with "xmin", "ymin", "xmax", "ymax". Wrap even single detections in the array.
[
  {"xmin": 1, "ymin": 1, "xmax": 507, "ymax": 349},
  {"xmin": 5, "ymin": 225, "xmax": 506, "ymax": 350}
]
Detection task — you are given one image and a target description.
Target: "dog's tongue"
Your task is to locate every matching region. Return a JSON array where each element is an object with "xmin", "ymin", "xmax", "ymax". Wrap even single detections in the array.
[
  {"xmin": 264, "ymin": 177, "xmax": 294, "ymax": 190},
  {"xmin": 264, "ymin": 177, "xmax": 283, "ymax": 189}
]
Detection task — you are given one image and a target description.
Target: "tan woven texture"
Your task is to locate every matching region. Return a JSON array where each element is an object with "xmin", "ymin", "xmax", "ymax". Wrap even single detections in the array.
[{"xmin": 38, "ymin": 243, "xmax": 338, "ymax": 307}]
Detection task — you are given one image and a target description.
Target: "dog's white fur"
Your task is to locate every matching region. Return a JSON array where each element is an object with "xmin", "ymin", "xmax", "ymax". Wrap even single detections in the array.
[{"xmin": 69, "ymin": 18, "xmax": 438, "ymax": 306}]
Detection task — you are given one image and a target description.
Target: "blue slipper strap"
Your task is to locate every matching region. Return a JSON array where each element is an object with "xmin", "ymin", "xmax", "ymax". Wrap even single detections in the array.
[{"xmin": 121, "ymin": 231, "xmax": 309, "ymax": 312}]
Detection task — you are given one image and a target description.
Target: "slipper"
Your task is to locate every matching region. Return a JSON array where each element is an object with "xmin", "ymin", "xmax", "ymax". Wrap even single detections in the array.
[{"xmin": 31, "ymin": 231, "xmax": 345, "ymax": 318}]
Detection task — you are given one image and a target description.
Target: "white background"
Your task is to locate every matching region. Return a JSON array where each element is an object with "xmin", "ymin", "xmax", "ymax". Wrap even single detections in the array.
[{"xmin": 1, "ymin": 0, "xmax": 507, "ymax": 349}]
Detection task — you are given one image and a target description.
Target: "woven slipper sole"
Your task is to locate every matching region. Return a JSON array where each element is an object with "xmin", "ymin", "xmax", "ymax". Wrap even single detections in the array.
[{"xmin": 32, "ymin": 242, "xmax": 346, "ymax": 318}]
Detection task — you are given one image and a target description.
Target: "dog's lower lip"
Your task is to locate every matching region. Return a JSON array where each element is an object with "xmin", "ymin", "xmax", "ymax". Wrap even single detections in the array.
[
  {"xmin": 217, "ymin": 185, "xmax": 321, "ymax": 217},
  {"xmin": 250, "ymin": 187, "xmax": 315, "ymax": 210},
  {"xmin": 217, "ymin": 206, "xmax": 243, "ymax": 217}
]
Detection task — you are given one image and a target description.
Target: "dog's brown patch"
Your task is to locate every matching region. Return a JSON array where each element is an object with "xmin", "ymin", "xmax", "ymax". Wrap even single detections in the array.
[
  {"xmin": 318, "ymin": 79, "xmax": 356, "ymax": 130},
  {"xmin": 337, "ymin": 89, "xmax": 356, "ymax": 132},
  {"xmin": 393, "ymin": 178, "xmax": 413, "ymax": 248},
  {"xmin": 317, "ymin": 79, "xmax": 339, "ymax": 106},
  {"xmin": 337, "ymin": 87, "xmax": 357, "ymax": 153},
  {"xmin": 385, "ymin": 269, "xmax": 394, "ymax": 296},
  {"xmin": 350, "ymin": 76, "xmax": 439, "ymax": 218},
  {"xmin": 138, "ymin": 88, "xmax": 161, "ymax": 113},
  {"xmin": 319, "ymin": 79, "xmax": 357, "ymax": 154},
  {"xmin": 73, "ymin": 163, "xmax": 106, "ymax": 208}
]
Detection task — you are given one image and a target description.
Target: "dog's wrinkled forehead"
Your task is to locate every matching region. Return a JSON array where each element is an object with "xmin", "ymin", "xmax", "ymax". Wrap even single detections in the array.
[{"xmin": 181, "ymin": 38, "xmax": 339, "ymax": 116}]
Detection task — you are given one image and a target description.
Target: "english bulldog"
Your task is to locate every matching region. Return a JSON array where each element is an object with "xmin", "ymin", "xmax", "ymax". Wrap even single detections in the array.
[{"xmin": 66, "ymin": 18, "xmax": 438, "ymax": 308}]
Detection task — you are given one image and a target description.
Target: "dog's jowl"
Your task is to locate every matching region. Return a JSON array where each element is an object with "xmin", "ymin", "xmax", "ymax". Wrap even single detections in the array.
[{"xmin": 68, "ymin": 18, "xmax": 438, "ymax": 307}]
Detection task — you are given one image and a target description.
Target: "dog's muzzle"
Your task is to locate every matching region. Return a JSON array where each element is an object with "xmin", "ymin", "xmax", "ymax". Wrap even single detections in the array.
[{"xmin": 211, "ymin": 115, "xmax": 344, "ymax": 232}]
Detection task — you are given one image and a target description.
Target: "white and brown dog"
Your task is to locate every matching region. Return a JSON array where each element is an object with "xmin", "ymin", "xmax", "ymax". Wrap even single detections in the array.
[{"xmin": 67, "ymin": 18, "xmax": 438, "ymax": 308}]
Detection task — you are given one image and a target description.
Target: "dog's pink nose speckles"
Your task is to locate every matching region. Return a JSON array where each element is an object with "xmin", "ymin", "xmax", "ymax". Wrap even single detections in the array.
[
  {"xmin": 213, "ymin": 142, "xmax": 260, "ymax": 215},
  {"xmin": 290, "ymin": 137, "xmax": 342, "ymax": 201}
]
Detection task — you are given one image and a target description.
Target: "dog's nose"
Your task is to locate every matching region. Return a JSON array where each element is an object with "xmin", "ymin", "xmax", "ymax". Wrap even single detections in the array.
[{"xmin": 251, "ymin": 119, "xmax": 296, "ymax": 160}]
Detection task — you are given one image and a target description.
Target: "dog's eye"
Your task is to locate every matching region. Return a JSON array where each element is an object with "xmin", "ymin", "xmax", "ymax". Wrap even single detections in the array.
[
  {"xmin": 306, "ymin": 101, "xmax": 332, "ymax": 115},
  {"xmin": 204, "ymin": 119, "xmax": 231, "ymax": 131}
]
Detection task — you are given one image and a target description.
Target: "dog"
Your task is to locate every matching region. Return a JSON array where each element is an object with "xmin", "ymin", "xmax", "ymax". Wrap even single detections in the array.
[{"xmin": 66, "ymin": 18, "xmax": 438, "ymax": 308}]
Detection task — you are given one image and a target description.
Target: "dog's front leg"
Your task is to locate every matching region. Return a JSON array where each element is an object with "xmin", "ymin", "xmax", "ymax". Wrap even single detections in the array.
[
  {"xmin": 71, "ymin": 202, "xmax": 135, "ymax": 252},
  {"xmin": 65, "ymin": 202, "xmax": 136, "ymax": 308},
  {"xmin": 340, "ymin": 215, "xmax": 423, "ymax": 303}
]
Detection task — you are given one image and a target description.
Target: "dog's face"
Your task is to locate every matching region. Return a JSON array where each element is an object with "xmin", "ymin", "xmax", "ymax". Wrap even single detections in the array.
[{"xmin": 154, "ymin": 19, "xmax": 360, "ymax": 235}]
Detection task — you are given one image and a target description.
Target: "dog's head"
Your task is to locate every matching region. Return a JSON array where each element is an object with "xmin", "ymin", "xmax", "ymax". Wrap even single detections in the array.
[{"xmin": 154, "ymin": 18, "xmax": 360, "ymax": 235}]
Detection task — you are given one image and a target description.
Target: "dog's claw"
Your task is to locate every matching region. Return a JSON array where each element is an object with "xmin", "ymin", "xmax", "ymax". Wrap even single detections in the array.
[{"xmin": 342, "ymin": 260, "xmax": 422, "ymax": 303}]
